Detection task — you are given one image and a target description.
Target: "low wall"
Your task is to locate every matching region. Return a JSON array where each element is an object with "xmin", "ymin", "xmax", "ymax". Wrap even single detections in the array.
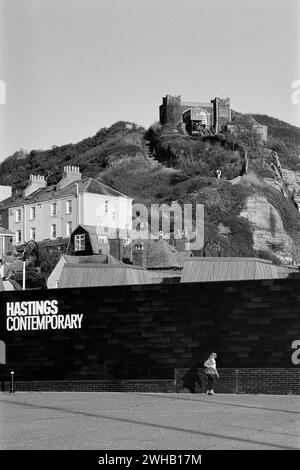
[
  {"xmin": 1, "ymin": 368, "xmax": 299, "ymax": 394},
  {"xmin": 175, "ymin": 368, "xmax": 300, "ymax": 395},
  {"xmin": 0, "ymin": 380, "xmax": 174, "ymax": 393}
]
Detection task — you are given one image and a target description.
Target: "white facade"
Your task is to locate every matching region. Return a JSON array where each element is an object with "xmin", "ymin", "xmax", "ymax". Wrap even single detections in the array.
[
  {"xmin": 8, "ymin": 187, "xmax": 132, "ymax": 245},
  {"xmin": 81, "ymin": 193, "xmax": 132, "ymax": 231}
]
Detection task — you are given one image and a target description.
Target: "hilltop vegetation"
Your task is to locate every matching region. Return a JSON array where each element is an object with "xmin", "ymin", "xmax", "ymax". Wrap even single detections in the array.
[
  {"xmin": 1, "ymin": 114, "xmax": 300, "ymax": 262},
  {"xmin": 0, "ymin": 122, "xmax": 146, "ymax": 190}
]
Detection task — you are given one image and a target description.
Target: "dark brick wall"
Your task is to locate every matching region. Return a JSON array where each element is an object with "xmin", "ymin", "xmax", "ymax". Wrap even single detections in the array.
[
  {"xmin": 175, "ymin": 368, "xmax": 300, "ymax": 395},
  {"xmin": 0, "ymin": 380, "xmax": 174, "ymax": 393},
  {"xmin": 1, "ymin": 370, "xmax": 298, "ymax": 394},
  {"xmin": 0, "ymin": 278, "xmax": 299, "ymax": 383}
]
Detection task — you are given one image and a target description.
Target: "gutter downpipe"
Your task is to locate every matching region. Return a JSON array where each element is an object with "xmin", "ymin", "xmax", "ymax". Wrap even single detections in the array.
[{"xmin": 75, "ymin": 183, "xmax": 80, "ymax": 225}]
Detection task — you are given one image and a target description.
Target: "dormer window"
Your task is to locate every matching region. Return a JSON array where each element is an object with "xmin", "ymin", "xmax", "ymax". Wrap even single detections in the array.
[{"xmin": 74, "ymin": 234, "xmax": 85, "ymax": 251}]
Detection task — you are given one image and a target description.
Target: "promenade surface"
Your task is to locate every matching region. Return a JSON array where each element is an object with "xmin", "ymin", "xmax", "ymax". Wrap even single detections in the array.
[{"xmin": 0, "ymin": 392, "xmax": 299, "ymax": 450}]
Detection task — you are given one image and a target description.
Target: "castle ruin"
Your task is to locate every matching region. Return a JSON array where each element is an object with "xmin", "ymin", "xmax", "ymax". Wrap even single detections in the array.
[
  {"xmin": 159, "ymin": 94, "xmax": 268, "ymax": 142},
  {"xmin": 159, "ymin": 95, "xmax": 231, "ymax": 135}
]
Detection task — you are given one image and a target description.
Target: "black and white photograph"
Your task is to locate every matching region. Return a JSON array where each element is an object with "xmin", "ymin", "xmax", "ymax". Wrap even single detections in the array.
[{"xmin": 0, "ymin": 0, "xmax": 299, "ymax": 459}]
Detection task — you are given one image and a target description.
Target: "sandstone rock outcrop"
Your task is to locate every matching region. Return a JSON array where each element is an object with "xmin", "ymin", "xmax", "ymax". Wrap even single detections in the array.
[
  {"xmin": 239, "ymin": 195, "xmax": 295, "ymax": 264},
  {"xmin": 281, "ymin": 169, "xmax": 300, "ymax": 211}
]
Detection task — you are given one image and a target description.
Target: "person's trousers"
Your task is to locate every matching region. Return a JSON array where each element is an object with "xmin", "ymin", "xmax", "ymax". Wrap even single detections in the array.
[{"xmin": 207, "ymin": 374, "xmax": 215, "ymax": 390}]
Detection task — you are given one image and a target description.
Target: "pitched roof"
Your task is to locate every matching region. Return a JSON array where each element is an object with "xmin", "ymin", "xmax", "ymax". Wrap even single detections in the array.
[
  {"xmin": 0, "ymin": 178, "xmax": 130, "ymax": 209},
  {"xmin": 57, "ymin": 264, "xmax": 154, "ymax": 288},
  {"xmin": 0, "ymin": 226, "xmax": 14, "ymax": 236},
  {"xmin": 63, "ymin": 253, "xmax": 123, "ymax": 265},
  {"xmin": 46, "ymin": 253, "xmax": 124, "ymax": 289},
  {"xmin": 180, "ymin": 257, "xmax": 297, "ymax": 283},
  {"xmin": 0, "ymin": 275, "xmax": 18, "ymax": 291},
  {"xmin": 82, "ymin": 179, "xmax": 130, "ymax": 198}
]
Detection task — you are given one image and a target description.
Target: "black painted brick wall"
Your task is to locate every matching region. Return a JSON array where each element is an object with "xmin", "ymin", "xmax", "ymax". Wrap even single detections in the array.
[
  {"xmin": 1, "ymin": 380, "xmax": 174, "ymax": 393},
  {"xmin": 0, "ymin": 278, "xmax": 299, "ymax": 383},
  {"xmin": 175, "ymin": 368, "xmax": 300, "ymax": 395}
]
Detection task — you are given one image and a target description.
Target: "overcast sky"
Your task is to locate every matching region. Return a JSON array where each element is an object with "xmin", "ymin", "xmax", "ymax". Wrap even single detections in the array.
[{"xmin": 0, "ymin": 0, "xmax": 299, "ymax": 161}]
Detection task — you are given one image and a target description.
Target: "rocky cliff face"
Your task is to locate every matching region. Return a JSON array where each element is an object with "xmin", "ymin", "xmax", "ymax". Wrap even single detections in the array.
[
  {"xmin": 281, "ymin": 169, "xmax": 300, "ymax": 210},
  {"xmin": 239, "ymin": 195, "xmax": 296, "ymax": 264}
]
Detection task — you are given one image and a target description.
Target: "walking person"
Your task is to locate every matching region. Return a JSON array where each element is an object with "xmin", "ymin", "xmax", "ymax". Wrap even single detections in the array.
[{"xmin": 204, "ymin": 352, "xmax": 219, "ymax": 395}]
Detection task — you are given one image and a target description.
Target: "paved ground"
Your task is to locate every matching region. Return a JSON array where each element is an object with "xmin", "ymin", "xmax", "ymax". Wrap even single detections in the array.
[{"xmin": 0, "ymin": 392, "xmax": 299, "ymax": 450}]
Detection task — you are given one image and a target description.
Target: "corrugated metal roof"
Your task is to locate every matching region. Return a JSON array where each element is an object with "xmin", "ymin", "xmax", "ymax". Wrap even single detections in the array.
[
  {"xmin": 180, "ymin": 257, "xmax": 296, "ymax": 283},
  {"xmin": 57, "ymin": 264, "xmax": 154, "ymax": 288},
  {"xmin": 47, "ymin": 253, "xmax": 123, "ymax": 289},
  {"xmin": 63, "ymin": 254, "xmax": 123, "ymax": 265}
]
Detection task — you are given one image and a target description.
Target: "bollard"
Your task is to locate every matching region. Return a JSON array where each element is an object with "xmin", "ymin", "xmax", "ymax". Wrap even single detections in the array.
[{"xmin": 10, "ymin": 370, "xmax": 15, "ymax": 394}]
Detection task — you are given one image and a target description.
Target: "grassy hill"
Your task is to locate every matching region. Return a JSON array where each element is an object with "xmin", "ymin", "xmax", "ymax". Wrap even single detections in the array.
[
  {"xmin": 1, "ymin": 115, "xmax": 300, "ymax": 262},
  {"xmin": 250, "ymin": 114, "xmax": 300, "ymax": 146}
]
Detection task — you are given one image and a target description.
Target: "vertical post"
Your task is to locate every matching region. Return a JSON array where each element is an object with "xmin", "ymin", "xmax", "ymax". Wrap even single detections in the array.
[
  {"xmin": 10, "ymin": 370, "xmax": 15, "ymax": 394},
  {"xmin": 235, "ymin": 368, "xmax": 239, "ymax": 394},
  {"xmin": 22, "ymin": 260, "xmax": 26, "ymax": 290}
]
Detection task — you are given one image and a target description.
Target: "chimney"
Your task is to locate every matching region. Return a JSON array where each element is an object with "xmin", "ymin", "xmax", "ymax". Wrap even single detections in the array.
[
  {"xmin": 132, "ymin": 241, "xmax": 146, "ymax": 268},
  {"xmin": 109, "ymin": 238, "xmax": 123, "ymax": 261},
  {"xmin": 23, "ymin": 175, "xmax": 46, "ymax": 198},
  {"xmin": 174, "ymin": 229, "xmax": 190, "ymax": 252},
  {"xmin": 174, "ymin": 239, "xmax": 190, "ymax": 252},
  {"xmin": 56, "ymin": 166, "xmax": 82, "ymax": 191}
]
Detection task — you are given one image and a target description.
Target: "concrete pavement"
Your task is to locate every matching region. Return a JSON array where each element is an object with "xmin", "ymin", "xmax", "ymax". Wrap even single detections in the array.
[{"xmin": 0, "ymin": 392, "xmax": 299, "ymax": 450}]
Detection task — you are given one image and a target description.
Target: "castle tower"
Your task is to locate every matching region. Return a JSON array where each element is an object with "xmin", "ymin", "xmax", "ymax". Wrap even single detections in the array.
[
  {"xmin": 211, "ymin": 97, "xmax": 231, "ymax": 132},
  {"xmin": 159, "ymin": 95, "xmax": 182, "ymax": 127}
]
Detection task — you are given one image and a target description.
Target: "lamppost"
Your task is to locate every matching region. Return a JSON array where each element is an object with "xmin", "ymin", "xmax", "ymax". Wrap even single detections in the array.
[
  {"xmin": 10, "ymin": 370, "xmax": 14, "ymax": 394},
  {"xmin": 22, "ymin": 240, "xmax": 38, "ymax": 290}
]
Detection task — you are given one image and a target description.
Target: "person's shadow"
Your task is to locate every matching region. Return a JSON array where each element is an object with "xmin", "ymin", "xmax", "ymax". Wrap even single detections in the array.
[{"xmin": 181, "ymin": 364, "xmax": 202, "ymax": 393}]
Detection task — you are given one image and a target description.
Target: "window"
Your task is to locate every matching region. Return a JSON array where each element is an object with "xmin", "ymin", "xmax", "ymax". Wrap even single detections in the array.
[
  {"xmin": 30, "ymin": 227, "xmax": 36, "ymax": 241},
  {"xmin": 105, "ymin": 200, "xmax": 108, "ymax": 213},
  {"xmin": 122, "ymin": 238, "xmax": 130, "ymax": 247},
  {"xmin": 15, "ymin": 209, "xmax": 21, "ymax": 223},
  {"xmin": 16, "ymin": 230, "xmax": 22, "ymax": 244},
  {"xmin": 66, "ymin": 200, "xmax": 72, "ymax": 214},
  {"xmin": 98, "ymin": 236, "xmax": 108, "ymax": 244},
  {"xmin": 51, "ymin": 224, "xmax": 57, "ymax": 239},
  {"xmin": 66, "ymin": 221, "xmax": 72, "ymax": 237},
  {"xmin": 29, "ymin": 207, "xmax": 35, "ymax": 220},
  {"xmin": 51, "ymin": 203, "xmax": 57, "ymax": 216},
  {"xmin": 199, "ymin": 111, "xmax": 208, "ymax": 125},
  {"xmin": 74, "ymin": 234, "xmax": 85, "ymax": 251}
]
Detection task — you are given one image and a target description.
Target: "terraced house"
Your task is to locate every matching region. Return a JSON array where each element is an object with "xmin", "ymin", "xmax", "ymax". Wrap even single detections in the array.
[{"xmin": 0, "ymin": 166, "xmax": 133, "ymax": 251}]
